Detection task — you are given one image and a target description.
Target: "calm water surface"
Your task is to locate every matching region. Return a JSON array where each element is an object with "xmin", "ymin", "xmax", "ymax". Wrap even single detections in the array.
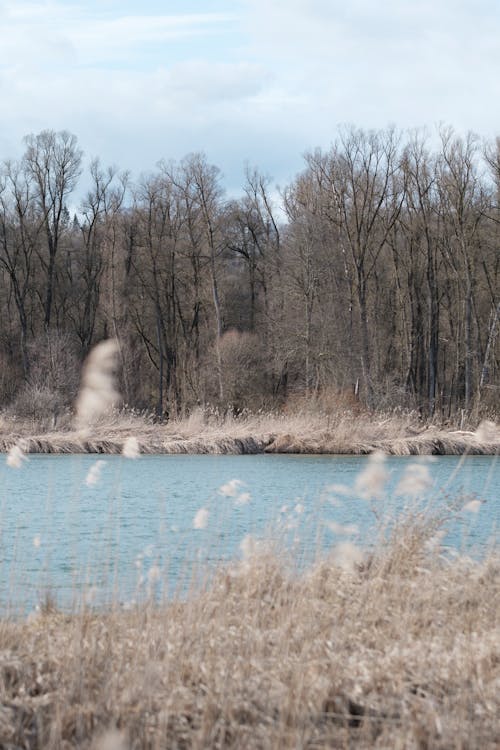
[{"xmin": 0, "ymin": 453, "xmax": 498, "ymax": 612}]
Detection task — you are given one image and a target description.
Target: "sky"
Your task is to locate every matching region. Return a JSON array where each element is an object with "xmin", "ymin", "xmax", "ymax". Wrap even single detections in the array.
[{"xmin": 0, "ymin": 0, "xmax": 499, "ymax": 194}]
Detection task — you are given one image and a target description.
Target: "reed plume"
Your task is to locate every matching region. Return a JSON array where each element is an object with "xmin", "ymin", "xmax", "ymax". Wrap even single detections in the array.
[
  {"xmin": 74, "ymin": 339, "xmax": 121, "ymax": 429},
  {"xmin": 6, "ymin": 442, "xmax": 27, "ymax": 468}
]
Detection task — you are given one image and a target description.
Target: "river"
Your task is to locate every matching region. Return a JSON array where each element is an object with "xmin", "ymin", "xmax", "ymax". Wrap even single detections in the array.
[{"xmin": 0, "ymin": 453, "xmax": 498, "ymax": 613}]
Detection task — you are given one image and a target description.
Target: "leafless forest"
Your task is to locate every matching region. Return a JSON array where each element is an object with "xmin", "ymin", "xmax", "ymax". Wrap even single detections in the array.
[{"xmin": 0, "ymin": 126, "xmax": 498, "ymax": 425}]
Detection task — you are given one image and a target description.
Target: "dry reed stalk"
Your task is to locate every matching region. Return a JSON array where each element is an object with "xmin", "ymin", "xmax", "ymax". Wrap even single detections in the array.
[
  {"xmin": 1, "ymin": 404, "xmax": 499, "ymax": 455},
  {"xmin": 0, "ymin": 520, "xmax": 498, "ymax": 749}
]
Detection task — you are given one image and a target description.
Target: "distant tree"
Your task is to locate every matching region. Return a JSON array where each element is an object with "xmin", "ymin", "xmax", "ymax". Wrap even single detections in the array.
[
  {"xmin": 398, "ymin": 132, "xmax": 442, "ymax": 415},
  {"xmin": 23, "ymin": 130, "xmax": 82, "ymax": 329},
  {"xmin": 71, "ymin": 159, "xmax": 128, "ymax": 352},
  {"xmin": 437, "ymin": 129, "xmax": 485, "ymax": 413},
  {"xmin": 0, "ymin": 126, "xmax": 498, "ymax": 421},
  {"xmin": 305, "ymin": 127, "xmax": 405, "ymax": 408},
  {"xmin": 176, "ymin": 154, "xmax": 226, "ymax": 402},
  {"xmin": 0, "ymin": 158, "xmax": 41, "ymax": 375}
]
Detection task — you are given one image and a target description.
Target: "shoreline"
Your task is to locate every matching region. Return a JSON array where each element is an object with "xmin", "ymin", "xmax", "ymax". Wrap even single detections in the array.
[{"xmin": 1, "ymin": 425, "xmax": 498, "ymax": 456}]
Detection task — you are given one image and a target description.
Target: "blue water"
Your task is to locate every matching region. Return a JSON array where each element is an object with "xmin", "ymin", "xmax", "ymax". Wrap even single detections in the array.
[{"xmin": 0, "ymin": 453, "xmax": 498, "ymax": 613}]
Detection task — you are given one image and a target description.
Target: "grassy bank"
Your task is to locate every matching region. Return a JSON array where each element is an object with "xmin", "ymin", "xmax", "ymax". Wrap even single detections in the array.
[
  {"xmin": 0, "ymin": 518, "xmax": 498, "ymax": 749},
  {"xmin": 1, "ymin": 410, "xmax": 499, "ymax": 456}
]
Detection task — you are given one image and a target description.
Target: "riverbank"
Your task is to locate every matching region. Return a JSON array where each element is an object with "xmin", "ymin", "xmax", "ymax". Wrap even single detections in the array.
[
  {"xmin": 0, "ymin": 519, "xmax": 498, "ymax": 749},
  {"xmin": 0, "ymin": 412, "xmax": 499, "ymax": 456}
]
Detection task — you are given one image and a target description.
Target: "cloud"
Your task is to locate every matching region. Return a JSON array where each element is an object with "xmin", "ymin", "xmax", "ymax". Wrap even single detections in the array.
[
  {"xmin": 70, "ymin": 13, "xmax": 236, "ymax": 65},
  {"xmin": 0, "ymin": 0, "xmax": 498, "ymax": 197},
  {"xmin": 242, "ymin": 0, "xmax": 500, "ymax": 134},
  {"xmin": 0, "ymin": 2, "xmax": 236, "ymax": 69},
  {"xmin": 0, "ymin": 2, "xmax": 260, "ymax": 177},
  {"xmin": 155, "ymin": 61, "xmax": 271, "ymax": 104},
  {"xmin": 0, "ymin": 55, "xmax": 283, "ymax": 191}
]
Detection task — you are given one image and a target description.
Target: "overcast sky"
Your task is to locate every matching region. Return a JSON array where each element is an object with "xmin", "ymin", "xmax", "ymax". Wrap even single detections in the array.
[{"xmin": 1, "ymin": 0, "xmax": 499, "ymax": 193}]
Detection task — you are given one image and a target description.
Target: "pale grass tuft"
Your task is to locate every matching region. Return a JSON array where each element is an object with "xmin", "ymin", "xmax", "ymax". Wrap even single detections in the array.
[
  {"xmin": 238, "ymin": 535, "xmax": 277, "ymax": 570},
  {"xmin": 354, "ymin": 450, "xmax": 389, "ymax": 498},
  {"xmin": 327, "ymin": 483, "xmax": 352, "ymax": 496},
  {"xmin": 331, "ymin": 540, "xmax": 364, "ymax": 571},
  {"xmin": 219, "ymin": 478, "xmax": 244, "ymax": 497},
  {"xmin": 474, "ymin": 419, "xmax": 499, "ymax": 442},
  {"xmin": 395, "ymin": 462, "xmax": 433, "ymax": 497},
  {"xmin": 239, "ymin": 533, "xmax": 270, "ymax": 562},
  {"xmin": 75, "ymin": 339, "xmax": 121, "ymax": 429},
  {"xmin": 85, "ymin": 459, "xmax": 107, "ymax": 487},
  {"xmin": 122, "ymin": 435, "xmax": 140, "ymax": 459},
  {"xmin": 6, "ymin": 442, "xmax": 28, "ymax": 468},
  {"xmin": 239, "ymin": 533, "xmax": 256, "ymax": 560},
  {"xmin": 325, "ymin": 520, "xmax": 359, "ymax": 536},
  {"xmin": 425, "ymin": 529, "xmax": 447, "ymax": 551},
  {"xmin": 463, "ymin": 499, "xmax": 482, "ymax": 513},
  {"xmin": 147, "ymin": 564, "xmax": 161, "ymax": 584},
  {"xmin": 219, "ymin": 478, "xmax": 251, "ymax": 505},
  {"xmin": 193, "ymin": 507, "xmax": 209, "ymax": 529},
  {"xmin": 234, "ymin": 491, "xmax": 251, "ymax": 506}
]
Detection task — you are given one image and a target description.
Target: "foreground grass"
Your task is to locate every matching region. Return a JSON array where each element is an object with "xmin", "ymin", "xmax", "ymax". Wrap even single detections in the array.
[
  {"xmin": 1, "ymin": 410, "xmax": 499, "ymax": 455},
  {"xmin": 0, "ymin": 525, "xmax": 498, "ymax": 749}
]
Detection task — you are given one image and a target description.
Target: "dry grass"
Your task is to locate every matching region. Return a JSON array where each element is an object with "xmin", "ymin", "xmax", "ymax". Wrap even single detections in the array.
[
  {"xmin": 0, "ymin": 520, "xmax": 498, "ymax": 750},
  {"xmin": 0, "ymin": 408, "xmax": 498, "ymax": 456}
]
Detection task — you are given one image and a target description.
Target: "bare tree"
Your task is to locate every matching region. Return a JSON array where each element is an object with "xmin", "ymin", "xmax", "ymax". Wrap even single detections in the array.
[
  {"xmin": 23, "ymin": 130, "xmax": 82, "ymax": 329},
  {"xmin": 397, "ymin": 133, "xmax": 443, "ymax": 415},
  {"xmin": 0, "ymin": 159, "xmax": 41, "ymax": 375},
  {"xmin": 71, "ymin": 159, "xmax": 128, "ymax": 351},
  {"xmin": 176, "ymin": 154, "xmax": 226, "ymax": 402},
  {"xmin": 438, "ymin": 129, "xmax": 485, "ymax": 414},
  {"xmin": 306, "ymin": 127, "xmax": 405, "ymax": 407}
]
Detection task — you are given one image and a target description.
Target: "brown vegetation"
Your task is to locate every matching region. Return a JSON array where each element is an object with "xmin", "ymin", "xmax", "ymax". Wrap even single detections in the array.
[
  {"xmin": 0, "ymin": 518, "xmax": 498, "ymax": 749},
  {"xmin": 0, "ymin": 127, "xmax": 499, "ymax": 424},
  {"xmin": 0, "ymin": 410, "xmax": 498, "ymax": 456}
]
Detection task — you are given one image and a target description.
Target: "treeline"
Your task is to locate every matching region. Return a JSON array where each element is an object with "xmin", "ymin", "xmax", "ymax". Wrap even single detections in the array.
[{"xmin": 0, "ymin": 126, "xmax": 498, "ymax": 423}]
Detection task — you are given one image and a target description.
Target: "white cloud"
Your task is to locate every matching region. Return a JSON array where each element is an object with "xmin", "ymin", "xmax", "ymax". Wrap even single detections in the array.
[
  {"xmin": 70, "ymin": 13, "xmax": 236, "ymax": 64},
  {"xmin": 0, "ymin": 2, "xmax": 236, "ymax": 68},
  {"xmin": 155, "ymin": 61, "xmax": 271, "ymax": 104},
  {"xmin": 242, "ymin": 0, "xmax": 500, "ymax": 135},
  {"xmin": 0, "ymin": 0, "xmax": 498, "ymax": 195}
]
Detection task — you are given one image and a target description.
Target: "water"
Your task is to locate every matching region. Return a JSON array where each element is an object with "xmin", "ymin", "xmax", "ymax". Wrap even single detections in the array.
[{"xmin": 0, "ymin": 453, "xmax": 498, "ymax": 613}]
